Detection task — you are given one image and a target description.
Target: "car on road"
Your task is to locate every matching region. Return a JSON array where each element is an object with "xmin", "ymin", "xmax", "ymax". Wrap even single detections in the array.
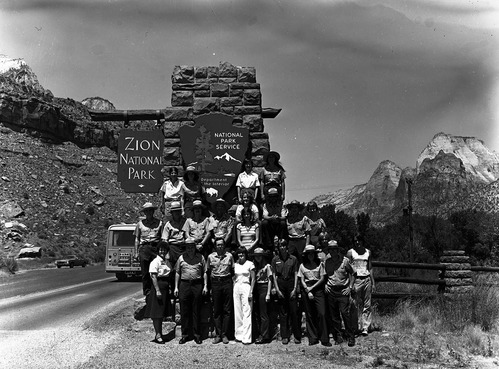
[{"xmin": 55, "ymin": 255, "xmax": 88, "ymax": 268}]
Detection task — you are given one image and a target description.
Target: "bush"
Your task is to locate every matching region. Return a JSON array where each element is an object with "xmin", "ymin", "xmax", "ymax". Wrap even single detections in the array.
[{"xmin": 1, "ymin": 257, "xmax": 19, "ymax": 274}]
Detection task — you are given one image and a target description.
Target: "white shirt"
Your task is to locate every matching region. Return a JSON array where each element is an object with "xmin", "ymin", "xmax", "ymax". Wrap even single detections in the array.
[
  {"xmin": 149, "ymin": 255, "xmax": 172, "ymax": 278},
  {"xmin": 236, "ymin": 171, "xmax": 260, "ymax": 189},
  {"xmin": 234, "ymin": 260, "xmax": 255, "ymax": 285},
  {"xmin": 160, "ymin": 179, "xmax": 186, "ymax": 200}
]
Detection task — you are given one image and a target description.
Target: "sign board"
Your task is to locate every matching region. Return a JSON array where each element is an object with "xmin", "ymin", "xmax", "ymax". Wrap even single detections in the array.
[
  {"xmin": 179, "ymin": 113, "xmax": 249, "ymax": 204},
  {"xmin": 117, "ymin": 129, "xmax": 164, "ymax": 193}
]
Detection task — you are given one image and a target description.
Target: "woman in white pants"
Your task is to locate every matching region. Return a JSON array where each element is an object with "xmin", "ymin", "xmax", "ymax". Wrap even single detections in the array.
[{"xmin": 233, "ymin": 247, "xmax": 255, "ymax": 344}]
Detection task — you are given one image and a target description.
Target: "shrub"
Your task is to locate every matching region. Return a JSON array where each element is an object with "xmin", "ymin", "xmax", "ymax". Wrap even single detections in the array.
[{"xmin": 1, "ymin": 257, "xmax": 19, "ymax": 274}]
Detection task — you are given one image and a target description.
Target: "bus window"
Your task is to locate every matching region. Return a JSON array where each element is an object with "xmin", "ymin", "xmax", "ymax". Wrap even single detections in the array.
[{"xmin": 112, "ymin": 230, "xmax": 135, "ymax": 247}]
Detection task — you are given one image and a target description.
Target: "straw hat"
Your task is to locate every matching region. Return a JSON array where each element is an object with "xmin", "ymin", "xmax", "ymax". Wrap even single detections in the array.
[
  {"xmin": 140, "ymin": 202, "xmax": 157, "ymax": 213},
  {"xmin": 324, "ymin": 240, "xmax": 339, "ymax": 251},
  {"xmin": 251, "ymin": 247, "xmax": 266, "ymax": 256},
  {"xmin": 302, "ymin": 245, "xmax": 318, "ymax": 254},
  {"xmin": 192, "ymin": 199, "xmax": 205, "ymax": 209},
  {"xmin": 214, "ymin": 198, "xmax": 229, "ymax": 210},
  {"xmin": 185, "ymin": 237, "xmax": 196, "ymax": 245}
]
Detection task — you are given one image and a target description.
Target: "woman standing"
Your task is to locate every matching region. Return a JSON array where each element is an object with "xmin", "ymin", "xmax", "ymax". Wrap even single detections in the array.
[
  {"xmin": 285, "ymin": 200, "xmax": 311, "ymax": 263},
  {"xmin": 252, "ymin": 248, "xmax": 272, "ymax": 344},
  {"xmin": 298, "ymin": 245, "xmax": 330, "ymax": 346},
  {"xmin": 183, "ymin": 166, "xmax": 206, "ymax": 219},
  {"xmin": 134, "ymin": 202, "xmax": 163, "ymax": 296},
  {"xmin": 260, "ymin": 151, "xmax": 286, "ymax": 203},
  {"xmin": 236, "ymin": 207, "xmax": 260, "ymax": 253},
  {"xmin": 160, "ymin": 201, "xmax": 186, "ymax": 268},
  {"xmin": 159, "ymin": 167, "xmax": 197, "ymax": 220},
  {"xmin": 144, "ymin": 244, "xmax": 172, "ymax": 344},
  {"xmin": 236, "ymin": 159, "xmax": 260, "ymax": 203},
  {"xmin": 233, "ymin": 247, "xmax": 255, "ymax": 345},
  {"xmin": 347, "ymin": 234, "xmax": 374, "ymax": 337},
  {"xmin": 305, "ymin": 201, "xmax": 326, "ymax": 247},
  {"xmin": 174, "ymin": 238, "xmax": 208, "ymax": 344}
]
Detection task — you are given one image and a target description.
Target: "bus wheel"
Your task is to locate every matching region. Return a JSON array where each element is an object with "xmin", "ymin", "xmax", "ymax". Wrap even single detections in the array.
[{"xmin": 116, "ymin": 272, "xmax": 127, "ymax": 281}]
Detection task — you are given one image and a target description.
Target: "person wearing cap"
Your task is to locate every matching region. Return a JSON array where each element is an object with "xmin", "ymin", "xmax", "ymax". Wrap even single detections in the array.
[
  {"xmin": 206, "ymin": 238, "xmax": 235, "ymax": 344},
  {"xmin": 236, "ymin": 158, "xmax": 260, "ymax": 204},
  {"xmin": 160, "ymin": 201, "xmax": 186, "ymax": 268},
  {"xmin": 210, "ymin": 198, "xmax": 234, "ymax": 247},
  {"xmin": 285, "ymin": 200, "xmax": 311, "ymax": 263},
  {"xmin": 260, "ymin": 151, "xmax": 286, "ymax": 203},
  {"xmin": 347, "ymin": 234, "xmax": 374, "ymax": 337},
  {"xmin": 305, "ymin": 201, "xmax": 326, "ymax": 247},
  {"xmin": 233, "ymin": 247, "xmax": 255, "ymax": 345},
  {"xmin": 271, "ymin": 240, "xmax": 301, "ymax": 345},
  {"xmin": 324, "ymin": 240, "xmax": 356, "ymax": 347},
  {"xmin": 174, "ymin": 238, "xmax": 208, "ymax": 344},
  {"xmin": 134, "ymin": 202, "xmax": 163, "ymax": 296},
  {"xmin": 144, "ymin": 243, "xmax": 172, "ymax": 344},
  {"xmin": 261, "ymin": 187, "xmax": 288, "ymax": 251},
  {"xmin": 252, "ymin": 247, "xmax": 273, "ymax": 344},
  {"xmin": 298, "ymin": 245, "xmax": 330, "ymax": 346},
  {"xmin": 182, "ymin": 200, "xmax": 212, "ymax": 257},
  {"xmin": 159, "ymin": 167, "xmax": 198, "ymax": 221},
  {"xmin": 183, "ymin": 165, "xmax": 206, "ymax": 219}
]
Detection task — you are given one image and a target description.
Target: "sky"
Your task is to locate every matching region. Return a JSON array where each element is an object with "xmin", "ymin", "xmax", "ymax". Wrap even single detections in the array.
[{"xmin": 1, "ymin": 0, "xmax": 498, "ymax": 202}]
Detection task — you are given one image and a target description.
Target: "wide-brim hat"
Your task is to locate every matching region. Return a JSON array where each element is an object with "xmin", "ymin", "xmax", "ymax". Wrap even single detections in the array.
[
  {"xmin": 264, "ymin": 150, "xmax": 281, "ymax": 162},
  {"xmin": 185, "ymin": 237, "xmax": 196, "ymax": 245},
  {"xmin": 170, "ymin": 201, "xmax": 182, "ymax": 212},
  {"xmin": 303, "ymin": 244, "xmax": 319, "ymax": 254},
  {"xmin": 285, "ymin": 200, "xmax": 305, "ymax": 210},
  {"xmin": 214, "ymin": 198, "xmax": 229, "ymax": 210},
  {"xmin": 183, "ymin": 165, "xmax": 199, "ymax": 180},
  {"xmin": 324, "ymin": 240, "xmax": 339, "ymax": 251},
  {"xmin": 251, "ymin": 247, "xmax": 267, "ymax": 256},
  {"xmin": 140, "ymin": 202, "xmax": 157, "ymax": 213},
  {"xmin": 192, "ymin": 199, "xmax": 205, "ymax": 209},
  {"xmin": 267, "ymin": 187, "xmax": 279, "ymax": 196}
]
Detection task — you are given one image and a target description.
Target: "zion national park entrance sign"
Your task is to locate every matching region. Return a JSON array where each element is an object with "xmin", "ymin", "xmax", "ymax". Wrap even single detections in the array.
[{"xmin": 89, "ymin": 62, "xmax": 281, "ymax": 204}]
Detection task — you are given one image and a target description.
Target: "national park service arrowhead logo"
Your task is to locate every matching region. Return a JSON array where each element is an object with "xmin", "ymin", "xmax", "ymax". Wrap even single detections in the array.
[{"xmin": 179, "ymin": 113, "xmax": 249, "ymax": 204}]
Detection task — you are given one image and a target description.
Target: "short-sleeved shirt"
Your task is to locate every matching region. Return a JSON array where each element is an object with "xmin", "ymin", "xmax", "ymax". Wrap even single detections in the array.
[
  {"xmin": 260, "ymin": 168, "xmax": 286, "ymax": 187},
  {"xmin": 182, "ymin": 217, "xmax": 211, "ymax": 243},
  {"xmin": 149, "ymin": 255, "xmax": 172, "ymax": 278},
  {"xmin": 162, "ymin": 218, "xmax": 186, "ymax": 244},
  {"xmin": 236, "ymin": 171, "xmax": 260, "ymax": 190},
  {"xmin": 175, "ymin": 253, "xmax": 206, "ymax": 280},
  {"xmin": 134, "ymin": 219, "xmax": 163, "ymax": 244},
  {"xmin": 262, "ymin": 203, "xmax": 287, "ymax": 219},
  {"xmin": 236, "ymin": 204, "xmax": 260, "ymax": 222},
  {"xmin": 237, "ymin": 223, "xmax": 259, "ymax": 251},
  {"xmin": 210, "ymin": 214, "xmax": 234, "ymax": 241},
  {"xmin": 307, "ymin": 217, "xmax": 326, "ymax": 242},
  {"xmin": 324, "ymin": 257, "xmax": 354, "ymax": 293},
  {"xmin": 298, "ymin": 262, "xmax": 326, "ymax": 284},
  {"xmin": 286, "ymin": 216, "xmax": 311, "ymax": 239},
  {"xmin": 207, "ymin": 252, "xmax": 234, "ymax": 278},
  {"xmin": 255, "ymin": 264, "xmax": 272, "ymax": 284},
  {"xmin": 271, "ymin": 254, "xmax": 298, "ymax": 280},
  {"xmin": 234, "ymin": 260, "xmax": 255, "ymax": 285},
  {"xmin": 160, "ymin": 179, "xmax": 187, "ymax": 201}
]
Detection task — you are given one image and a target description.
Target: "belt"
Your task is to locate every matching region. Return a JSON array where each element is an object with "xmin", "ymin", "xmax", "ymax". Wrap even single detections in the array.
[
  {"xmin": 357, "ymin": 275, "xmax": 370, "ymax": 279},
  {"xmin": 211, "ymin": 275, "xmax": 232, "ymax": 282},
  {"xmin": 157, "ymin": 276, "xmax": 170, "ymax": 281},
  {"xmin": 181, "ymin": 279, "xmax": 203, "ymax": 284}
]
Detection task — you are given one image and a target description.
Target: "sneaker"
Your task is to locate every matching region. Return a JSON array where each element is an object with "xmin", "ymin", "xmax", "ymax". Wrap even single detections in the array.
[
  {"xmin": 213, "ymin": 337, "xmax": 222, "ymax": 344},
  {"xmin": 308, "ymin": 340, "xmax": 318, "ymax": 346},
  {"xmin": 294, "ymin": 338, "xmax": 301, "ymax": 344},
  {"xmin": 361, "ymin": 330, "xmax": 368, "ymax": 337},
  {"xmin": 255, "ymin": 337, "xmax": 265, "ymax": 344},
  {"xmin": 348, "ymin": 338, "xmax": 355, "ymax": 347},
  {"xmin": 282, "ymin": 338, "xmax": 289, "ymax": 345},
  {"xmin": 321, "ymin": 341, "xmax": 332, "ymax": 347},
  {"xmin": 222, "ymin": 336, "xmax": 229, "ymax": 344}
]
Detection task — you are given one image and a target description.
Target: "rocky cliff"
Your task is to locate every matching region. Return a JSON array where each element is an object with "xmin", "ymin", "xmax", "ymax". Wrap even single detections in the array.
[{"xmin": 314, "ymin": 133, "xmax": 499, "ymax": 223}]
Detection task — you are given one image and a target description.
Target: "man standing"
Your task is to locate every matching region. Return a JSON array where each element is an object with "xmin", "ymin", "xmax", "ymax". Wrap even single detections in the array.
[{"xmin": 207, "ymin": 238, "xmax": 235, "ymax": 344}]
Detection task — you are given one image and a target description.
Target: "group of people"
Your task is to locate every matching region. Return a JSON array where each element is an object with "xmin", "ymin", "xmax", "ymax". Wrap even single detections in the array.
[{"xmin": 133, "ymin": 152, "xmax": 374, "ymax": 347}]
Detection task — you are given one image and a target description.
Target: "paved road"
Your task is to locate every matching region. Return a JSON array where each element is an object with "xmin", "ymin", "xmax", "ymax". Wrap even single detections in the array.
[{"xmin": 0, "ymin": 265, "xmax": 142, "ymax": 368}]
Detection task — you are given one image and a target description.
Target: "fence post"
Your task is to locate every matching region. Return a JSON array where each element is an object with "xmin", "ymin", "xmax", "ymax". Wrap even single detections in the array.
[{"xmin": 439, "ymin": 250, "xmax": 473, "ymax": 296}]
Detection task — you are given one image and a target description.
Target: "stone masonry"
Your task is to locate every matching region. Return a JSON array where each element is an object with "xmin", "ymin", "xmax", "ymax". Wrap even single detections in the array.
[
  {"xmin": 439, "ymin": 250, "xmax": 473, "ymax": 295},
  {"xmin": 160, "ymin": 61, "xmax": 272, "ymax": 174}
]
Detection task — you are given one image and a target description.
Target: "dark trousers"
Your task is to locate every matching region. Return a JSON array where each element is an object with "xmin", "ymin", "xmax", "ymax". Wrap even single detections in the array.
[
  {"xmin": 211, "ymin": 277, "xmax": 233, "ymax": 338},
  {"xmin": 179, "ymin": 280, "xmax": 203, "ymax": 339},
  {"xmin": 276, "ymin": 278, "xmax": 301, "ymax": 340},
  {"xmin": 301, "ymin": 288, "xmax": 329, "ymax": 344},
  {"xmin": 261, "ymin": 219, "xmax": 287, "ymax": 250},
  {"xmin": 287, "ymin": 238, "xmax": 306, "ymax": 264},
  {"xmin": 326, "ymin": 292, "xmax": 354, "ymax": 340},
  {"xmin": 254, "ymin": 284, "xmax": 270, "ymax": 340}
]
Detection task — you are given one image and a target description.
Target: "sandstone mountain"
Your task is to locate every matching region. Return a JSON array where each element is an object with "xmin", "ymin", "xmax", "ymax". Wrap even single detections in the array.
[
  {"xmin": 313, "ymin": 132, "xmax": 499, "ymax": 224},
  {"xmin": 0, "ymin": 56, "xmax": 152, "ymax": 261}
]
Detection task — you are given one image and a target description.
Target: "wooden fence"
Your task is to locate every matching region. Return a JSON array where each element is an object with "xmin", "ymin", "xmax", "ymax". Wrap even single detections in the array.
[{"xmin": 371, "ymin": 251, "xmax": 499, "ymax": 299}]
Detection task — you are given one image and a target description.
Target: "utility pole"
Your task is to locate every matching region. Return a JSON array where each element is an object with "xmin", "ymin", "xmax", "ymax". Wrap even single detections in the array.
[{"xmin": 406, "ymin": 177, "xmax": 414, "ymax": 262}]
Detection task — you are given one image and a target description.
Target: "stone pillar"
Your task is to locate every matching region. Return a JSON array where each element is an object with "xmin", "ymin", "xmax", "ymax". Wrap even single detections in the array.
[
  {"xmin": 164, "ymin": 62, "xmax": 271, "ymax": 170},
  {"xmin": 439, "ymin": 250, "xmax": 473, "ymax": 296}
]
